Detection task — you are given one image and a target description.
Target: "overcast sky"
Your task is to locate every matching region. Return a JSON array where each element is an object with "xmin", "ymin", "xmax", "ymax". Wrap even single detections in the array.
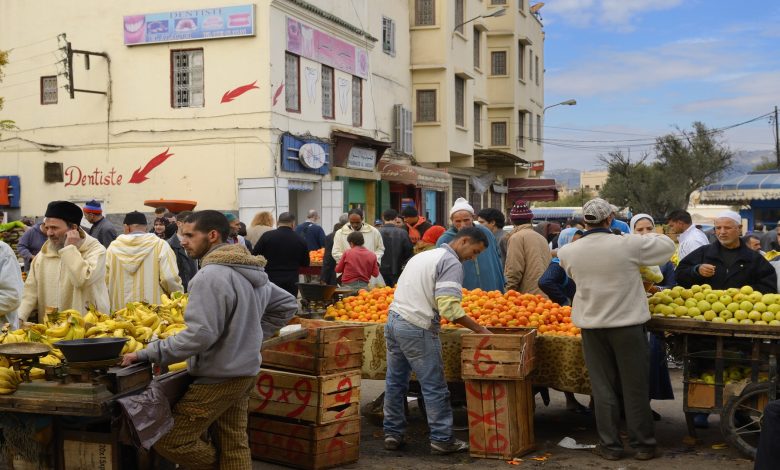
[{"xmin": 541, "ymin": 0, "xmax": 780, "ymax": 170}]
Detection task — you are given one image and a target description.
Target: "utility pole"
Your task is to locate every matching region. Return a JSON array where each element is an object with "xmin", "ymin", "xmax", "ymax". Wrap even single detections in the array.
[
  {"xmin": 63, "ymin": 36, "xmax": 109, "ymax": 99},
  {"xmin": 775, "ymin": 105, "xmax": 779, "ymax": 170}
]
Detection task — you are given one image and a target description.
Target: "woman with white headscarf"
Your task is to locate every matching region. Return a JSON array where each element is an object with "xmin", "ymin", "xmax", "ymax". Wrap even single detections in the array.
[{"xmin": 630, "ymin": 213, "xmax": 675, "ymax": 417}]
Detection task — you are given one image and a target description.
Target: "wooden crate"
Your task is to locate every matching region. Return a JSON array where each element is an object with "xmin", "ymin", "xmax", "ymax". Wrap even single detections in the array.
[
  {"xmin": 59, "ymin": 430, "xmax": 118, "ymax": 470},
  {"xmin": 465, "ymin": 380, "xmax": 535, "ymax": 459},
  {"xmin": 249, "ymin": 369, "xmax": 361, "ymax": 424},
  {"xmin": 262, "ymin": 323, "xmax": 364, "ymax": 375},
  {"xmin": 461, "ymin": 329, "xmax": 536, "ymax": 380},
  {"xmin": 248, "ymin": 415, "xmax": 359, "ymax": 470}
]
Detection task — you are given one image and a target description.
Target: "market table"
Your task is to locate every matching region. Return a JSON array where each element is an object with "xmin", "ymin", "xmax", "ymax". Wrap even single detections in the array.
[{"xmin": 356, "ymin": 322, "xmax": 591, "ymax": 395}]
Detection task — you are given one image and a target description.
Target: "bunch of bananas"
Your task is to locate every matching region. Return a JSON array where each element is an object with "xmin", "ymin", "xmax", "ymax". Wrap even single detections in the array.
[{"xmin": 0, "ymin": 367, "xmax": 23, "ymax": 394}]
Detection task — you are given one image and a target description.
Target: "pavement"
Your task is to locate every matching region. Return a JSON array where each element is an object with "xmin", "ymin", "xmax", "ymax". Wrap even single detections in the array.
[{"xmin": 253, "ymin": 369, "xmax": 755, "ymax": 469}]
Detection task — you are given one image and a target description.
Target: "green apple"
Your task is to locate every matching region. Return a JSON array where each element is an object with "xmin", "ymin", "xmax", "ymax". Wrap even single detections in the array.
[
  {"xmin": 693, "ymin": 292, "xmax": 705, "ymax": 301},
  {"xmin": 697, "ymin": 301, "xmax": 712, "ymax": 312},
  {"xmin": 727, "ymin": 302, "xmax": 740, "ymax": 313},
  {"xmin": 769, "ymin": 320, "xmax": 780, "ymax": 326},
  {"xmin": 749, "ymin": 310, "xmax": 763, "ymax": 322},
  {"xmin": 719, "ymin": 295, "xmax": 733, "ymax": 305},
  {"xmin": 685, "ymin": 299, "xmax": 699, "ymax": 309},
  {"xmin": 711, "ymin": 302, "xmax": 726, "ymax": 313},
  {"xmin": 720, "ymin": 310, "xmax": 734, "ymax": 320},
  {"xmin": 673, "ymin": 286, "xmax": 685, "ymax": 293},
  {"xmin": 762, "ymin": 294, "xmax": 775, "ymax": 304},
  {"xmin": 705, "ymin": 293, "xmax": 720, "ymax": 303},
  {"xmin": 701, "ymin": 284, "xmax": 712, "ymax": 290},
  {"xmin": 669, "ymin": 290, "xmax": 681, "ymax": 299},
  {"xmin": 776, "ymin": 311, "xmax": 780, "ymax": 321},
  {"xmin": 762, "ymin": 311, "xmax": 775, "ymax": 322},
  {"xmin": 740, "ymin": 301, "xmax": 754, "ymax": 312},
  {"xmin": 711, "ymin": 317, "xmax": 726, "ymax": 323},
  {"xmin": 733, "ymin": 293, "xmax": 746, "ymax": 302},
  {"xmin": 674, "ymin": 306, "xmax": 689, "ymax": 317},
  {"xmin": 740, "ymin": 319, "xmax": 754, "ymax": 325},
  {"xmin": 681, "ymin": 289, "xmax": 693, "ymax": 299},
  {"xmin": 653, "ymin": 304, "xmax": 665, "ymax": 315},
  {"xmin": 691, "ymin": 285, "xmax": 703, "ymax": 293},
  {"xmin": 755, "ymin": 320, "xmax": 768, "ymax": 325},
  {"xmin": 673, "ymin": 298, "xmax": 685, "ymax": 306},
  {"xmin": 768, "ymin": 303, "xmax": 780, "ymax": 314},
  {"xmin": 662, "ymin": 295, "xmax": 674, "ymax": 305},
  {"xmin": 749, "ymin": 292, "xmax": 763, "ymax": 303},
  {"xmin": 680, "ymin": 315, "xmax": 692, "ymax": 319},
  {"xmin": 734, "ymin": 310, "xmax": 749, "ymax": 321},
  {"xmin": 754, "ymin": 302, "xmax": 768, "ymax": 313},
  {"xmin": 662, "ymin": 305, "xmax": 675, "ymax": 316},
  {"xmin": 688, "ymin": 307, "xmax": 701, "ymax": 317},
  {"xmin": 693, "ymin": 315, "xmax": 705, "ymax": 321},
  {"xmin": 727, "ymin": 287, "xmax": 739, "ymax": 296},
  {"xmin": 726, "ymin": 318, "xmax": 739, "ymax": 324},
  {"xmin": 740, "ymin": 285, "xmax": 754, "ymax": 295},
  {"xmin": 703, "ymin": 310, "xmax": 717, "ymax": 321}
]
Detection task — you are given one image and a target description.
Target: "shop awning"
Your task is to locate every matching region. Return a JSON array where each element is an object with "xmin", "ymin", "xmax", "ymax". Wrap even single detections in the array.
[
  {"xmin": 506, "ymin": 178, "xmax": 559, "ymax": 202},
  {"xmin": 474, "ymin": 149, "xmax": 529, "ymax": 167},
  {"xmin": 699, "ymin": 171, "xmax": 780, "ymax": 204},
  {"xmin": 530, "ymin": 207, "xmax": 582, "ymax": 220},
  {"xmin": 378, "ymin": 161, "xmax": 450, "ymax": 190}
]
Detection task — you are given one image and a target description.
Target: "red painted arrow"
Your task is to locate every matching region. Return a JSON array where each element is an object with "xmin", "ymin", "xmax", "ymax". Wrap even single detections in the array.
[
  {"xmin": 128, "ymin": 148, "xmax": 174, "ymax": 184},
  {"xmin": 221, "ymin": 80, "xmax": 259, "ymax": 103},
  {"xmin": 272, "ymin": 83, "xmax": 284, "ymax": 106}
]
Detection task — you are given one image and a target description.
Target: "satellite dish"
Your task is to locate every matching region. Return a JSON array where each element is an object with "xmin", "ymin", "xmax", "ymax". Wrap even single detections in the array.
[
  {"xmin": 298, "ymin": 143, "xmax": 327, "ymax": 170},
  {"xmin": 530, "ymin": 3, "xmax": 545, "ymax": 13}
]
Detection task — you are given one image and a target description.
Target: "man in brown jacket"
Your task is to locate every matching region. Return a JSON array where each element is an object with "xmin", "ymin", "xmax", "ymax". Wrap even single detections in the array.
[{"xmin": 504, "ymin": 200, "xmax": 551, "ymax": 296}]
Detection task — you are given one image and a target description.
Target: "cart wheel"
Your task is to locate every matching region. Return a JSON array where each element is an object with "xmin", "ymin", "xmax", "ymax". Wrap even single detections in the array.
[{"xmin": 720, "ymin": 382, "xmax": 772, "ymax": 459}]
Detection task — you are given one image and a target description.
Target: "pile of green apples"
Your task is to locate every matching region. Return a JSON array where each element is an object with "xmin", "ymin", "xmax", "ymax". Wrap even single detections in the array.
[
  {"xmin": 689, "ymin": 365, "xmax": 769, "ymax": 385},
  {"xmin": 649, "ymin": 284, "xmax": 780, "ymax": 326}
]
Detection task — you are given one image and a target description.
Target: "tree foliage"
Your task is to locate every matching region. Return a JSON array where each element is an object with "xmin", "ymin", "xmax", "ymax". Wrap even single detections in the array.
[
  {"xmin": 600, "ymin": 122, "xmax": 733, "ymax": 219},
  {"xmin": 0, "ymin": 49, "xmax": 16, "ymax": 133},
  {"xmin": 753, "ymin": 156, "xmax": 779, "ymax": 172}
]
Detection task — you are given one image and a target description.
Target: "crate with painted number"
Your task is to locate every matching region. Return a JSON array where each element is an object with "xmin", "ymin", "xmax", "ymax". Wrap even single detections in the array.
[
  {"xmin": 248, "ymin": 414, "xmax": 359, "ymax": 470},
  {"xmin": 262, "ymin": 321, "xmax": 364, "ymax": 375},
  {"xmin": 461, "ymin": 328, "xmax": 536, "ymax": 380},
  {"xmin": 249, "ymin": 368, "xmax": 361, "ymax": 425},
  {"xmin": 465, "ymin": 379, "xmax": 535, "ymax": 460}
]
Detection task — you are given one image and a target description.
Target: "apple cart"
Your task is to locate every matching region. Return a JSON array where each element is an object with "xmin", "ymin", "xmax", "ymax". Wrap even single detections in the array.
[{"xmin": 647, "ymin": 316, "xmax": 780, "ymax": 458}]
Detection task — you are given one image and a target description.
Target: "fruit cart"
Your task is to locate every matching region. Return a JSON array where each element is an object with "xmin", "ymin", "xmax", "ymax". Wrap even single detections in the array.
[{"xmin": 647, "ymin": 316, "xmax": 780, "ymax": 458}]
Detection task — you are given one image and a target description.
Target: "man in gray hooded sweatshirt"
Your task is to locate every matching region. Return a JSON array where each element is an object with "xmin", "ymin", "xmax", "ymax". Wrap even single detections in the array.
[{"xmin": 122, "ymin": 210, "xmax": 298, "ymax": 469}]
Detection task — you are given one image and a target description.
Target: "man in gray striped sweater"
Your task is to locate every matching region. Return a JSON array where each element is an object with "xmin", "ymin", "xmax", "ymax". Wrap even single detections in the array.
[{"xmin": 383, "ymin": 227, "xmax": 492, "ymax": 455}]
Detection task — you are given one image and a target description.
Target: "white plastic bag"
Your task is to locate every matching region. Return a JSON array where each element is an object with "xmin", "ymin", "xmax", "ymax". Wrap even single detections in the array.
[{"xmin": 368, "ymin": 273, "xmax": 386, "ymax": 289}]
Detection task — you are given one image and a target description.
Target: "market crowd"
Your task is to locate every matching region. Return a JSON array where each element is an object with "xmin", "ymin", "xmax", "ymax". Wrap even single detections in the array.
[{"xmin": 2, "ymin": 195, "xmax": 780, "ymax": 466}]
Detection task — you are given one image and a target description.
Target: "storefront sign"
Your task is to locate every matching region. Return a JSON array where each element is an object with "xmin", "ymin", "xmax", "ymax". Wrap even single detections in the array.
[
  {"xmin": 346, "ymin": 147, "xmax": 376, "ymax": 171},
  {"xmin": 64, "ymin": 166, "xmax": 124, "ymax": 187},
  {"xmin": 530, "ymin": 160, "xmax": 545, "ymax": 171},
  {"xmin": 286, "ymin": 17, "xmax": 369, "ymax": 79},
  {"xmin": 124, "ymin": 5, "xmax": 255, "ymax": 46}
]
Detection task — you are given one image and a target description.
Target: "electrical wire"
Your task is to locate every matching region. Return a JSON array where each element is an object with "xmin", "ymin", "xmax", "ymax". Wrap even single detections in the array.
[
  {"xmin": 4, "ymin": 35, "xmax": 58, "ymax": 52},
  {"xmin": 7, "ymin": 49, "xmax": 62, "ymax": 63}
]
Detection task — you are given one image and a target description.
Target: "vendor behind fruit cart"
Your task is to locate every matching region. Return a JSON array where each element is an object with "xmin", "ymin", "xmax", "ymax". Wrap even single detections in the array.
[
  {"xmin": 675, "ymin": 211, "xmax": 777, "ymax": 294},
  {"xmin": 19, "ymin": 201, "xmax": 110, "ymax": 323},
  {"xmin": 384, "ymin": 226, "xmax": 491, "ymax": 455},
  {"xmin": 436, "ymin": 198, "xmax": 504, "ymax": 292},
  {"xmin": 121, "ymin": 210, "xmax": 298, "ymax": 469}
]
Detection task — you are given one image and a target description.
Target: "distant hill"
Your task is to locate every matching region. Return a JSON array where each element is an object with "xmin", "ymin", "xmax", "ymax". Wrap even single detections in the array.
[
  {"xmin": 543, "ymin": 168, "xmax": 582, "ymax": 189},
  {"xmin": 727, "ymin": 150, "xmax": 777, "ymax": 175}
]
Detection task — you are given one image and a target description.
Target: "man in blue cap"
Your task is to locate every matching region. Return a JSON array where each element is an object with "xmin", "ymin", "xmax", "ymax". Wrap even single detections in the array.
[
  {"xmin": 83, "ymin": 200, "xmax": 117, "ymax": 248},
  {"xmin": 224, "ymin": 213, "xmax": 252, "ymax": 250}
]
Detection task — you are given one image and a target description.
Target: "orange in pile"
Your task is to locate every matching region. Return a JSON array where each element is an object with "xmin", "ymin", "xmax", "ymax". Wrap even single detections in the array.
[
  {"xmin": 309, "ymin": 248, "xmax": 324, "ymax": 263},
  {"xmin": 326, "ymin": 287, "xmax": 580, "ymax": 337}
]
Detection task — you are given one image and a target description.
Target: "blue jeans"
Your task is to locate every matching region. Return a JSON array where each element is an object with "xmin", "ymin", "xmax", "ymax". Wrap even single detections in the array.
[{"xmin": 383, "ymin": 311, "xmax": 452, "ymax": 443}]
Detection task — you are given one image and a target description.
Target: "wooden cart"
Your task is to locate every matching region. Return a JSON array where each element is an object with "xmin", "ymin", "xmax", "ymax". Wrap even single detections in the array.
[{"xmin": 647, "ymin": 317, "xmax": 780, "ymax": 458}]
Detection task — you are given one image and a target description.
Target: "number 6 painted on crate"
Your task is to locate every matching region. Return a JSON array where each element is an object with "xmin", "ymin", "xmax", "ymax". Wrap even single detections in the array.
[{"xmin": 473, "ymin": 336, "xmax": 497, "ymax": 376}]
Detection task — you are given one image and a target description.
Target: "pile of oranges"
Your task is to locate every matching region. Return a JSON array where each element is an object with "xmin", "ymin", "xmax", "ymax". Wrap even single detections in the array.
[
  {"xmin": 309, "ymin": 248, "xmax": 324, "ymax": 264},
  {"xmin": 326, "ymin": 287, "xmax": 580, "ymax": 337}
]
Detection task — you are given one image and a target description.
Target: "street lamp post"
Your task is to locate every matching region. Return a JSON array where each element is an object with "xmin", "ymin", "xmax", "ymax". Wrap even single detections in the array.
[
  {"xmin": 543, "ymin": 99, "xmax": 577, "ymax": 114},
  {"xmin": 453, "ymin": 8, "xmax": 507, "ymax": 33}
]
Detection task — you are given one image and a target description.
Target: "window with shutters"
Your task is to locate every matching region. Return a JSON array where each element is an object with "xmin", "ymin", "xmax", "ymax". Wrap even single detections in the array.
[
  {"xmin": 285, "ymin": 53, "xmax": 300, "ymax": 112},
  {"xmin": 452, "ymin": 178, "xmax": 468, "ymax": 201},
  {"xmin": 518, "ymin": 111, "xmax": 525, "ymax": 149},
  {"xmin": 528, "ymin": 113, "xmax": 534, "ymax": 144},
  {"xmin": 40, "ymin": 76, "xmax": 57, "ymax": 105},
  {"xmin": 455, "ymin": 0, "xmax": 464, "ymax": 34},
  {"xmin": 529, "ymin": 49, "xmax": 534, "ymax": 82},
  {"xmin": 322, "ymin": 66, "xmax": 334, "ymax": 119},
  {"xmin": 491, "ymin": 190, "xmax": 503, "ymax": 211},
  {"xmin": 491, "ymin": 51, "xmax": 507, "ymax": 76},
  {"xmin": 416, "ymin": 90, "xmax": 436, "ymax": 122},
  {"xmin": 474, "ymin": 103, "xmax": 482, "ymax": 143},
  {"xmin": 491, "ymin": 0, "xmax": 507, "ymax": 4},
  {"xmin": 537, "ymin": 114, "xmax": 542, "ymax": 144},
  {"xmin": 535, "ymin": 55, "xmax": 540, "ymax": 85},
  {"xmin": 492, "ymin": 122, "xmax": 507, "ymax": 146},
  {"xmin": 518, "ymin": 43, "xmax": 525, "ymax": 80},
  {"xmin": 352, "ymin": 76, "xmax": 362, "ymax": 127},
  {"xmin": 171, "ymin": 49, "xmax": 204, "ymax": 108},
  {"xmin": 415, "ymin": 0, "xmax": 435, "ymax": 26},
  {"xmin": 382, "ymin": 17, "xmax": 396, "ymax": 56},
  {"xmin": 469, "ymin": 190, "xmax": 483, "ymax": 212},
  {"xmin": 455, "ymin": 76, "xmax": 465, "ymax": 127},
  {"xmin": 394, "ymin": 105, "xmax": 413, "ymax": 155},
  {"xmin": 473, "ymin": 28, "xmax": 481, "ymax": 69}
]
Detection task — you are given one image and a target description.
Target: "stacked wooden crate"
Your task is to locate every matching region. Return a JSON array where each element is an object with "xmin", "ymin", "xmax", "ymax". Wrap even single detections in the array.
[
  {"xmin": 248, "ymin": 322, "xmax": 364, "ymax": 470},
  {"xmin": 461, "ymin": 329, "xmax": 537, "ymax": 460}
]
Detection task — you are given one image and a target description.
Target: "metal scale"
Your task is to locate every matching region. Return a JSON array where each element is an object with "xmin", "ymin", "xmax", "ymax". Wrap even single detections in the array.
[{"xmin": 297, "ymin": 283, "xmax": 355, "ymax": 318}]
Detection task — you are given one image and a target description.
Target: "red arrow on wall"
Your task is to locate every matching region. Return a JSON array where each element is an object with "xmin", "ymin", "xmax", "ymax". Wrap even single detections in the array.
[
  {"xmin": 128, "ymin": 148, "xmax": 174, "ymax": 184},
  {"xmin": 221, "ymin": 81, "xmax": 259, "ymax": 103}
]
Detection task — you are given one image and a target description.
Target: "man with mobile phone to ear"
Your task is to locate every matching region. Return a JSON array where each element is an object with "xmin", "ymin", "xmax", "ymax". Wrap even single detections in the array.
[{"xmin": 19, "ymin": 201, "xmax": 110, "ymax": 323}]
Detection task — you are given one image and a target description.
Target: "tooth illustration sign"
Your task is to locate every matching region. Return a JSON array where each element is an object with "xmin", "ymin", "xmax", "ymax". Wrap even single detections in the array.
[
  {"xmin": 221, "ymin": 81, "xmax": 259, "ymax": 103},
  {"xmin": 128, "ymin": 148, "xmax": 174, "ymax": 184}
]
